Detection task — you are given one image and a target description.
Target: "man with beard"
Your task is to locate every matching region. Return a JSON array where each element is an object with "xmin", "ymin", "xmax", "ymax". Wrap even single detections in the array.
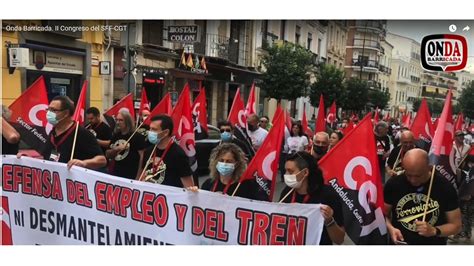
[
  {"xmin": 374, "ymin": 121, "xmax": 393, "ymax": 183},
  {"xmin": 386, "ymin": 130, "xmax": 416, "ymax": 178},
  {"xmin": 311, "ymin": 132, "xmax": 329, "ymax": 162},
  {"xmin": 85, "ymin": 107, "xmax": 112, "ymax": 154}
]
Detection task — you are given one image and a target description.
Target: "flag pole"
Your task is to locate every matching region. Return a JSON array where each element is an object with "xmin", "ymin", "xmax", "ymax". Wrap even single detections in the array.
[
  {"xmin": 231, "ymin": 182, "xmax": 242, "ymax": 197},
  {"xmin": 124, "ymin": 120, "xmax": 146, "ymax": 145},
  {"xmin": 70, "ymin": 122, "xmax": 80, "ymax": 161},
  {"xmin": 279, "ymin": 188, "xmax": 295, "ymax": 203},
  {"xmin": 421, "ymin": 165, "xmax": 436, "ymax": 222},
  {"xmin": 138, "ymin": 143, "xmax": 159, "ymax": 181}
]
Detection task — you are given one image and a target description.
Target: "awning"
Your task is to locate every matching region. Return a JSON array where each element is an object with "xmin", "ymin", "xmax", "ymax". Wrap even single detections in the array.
[{"xmin": 168, "ymin": 68, "xmax": 209, "ymax": 81}]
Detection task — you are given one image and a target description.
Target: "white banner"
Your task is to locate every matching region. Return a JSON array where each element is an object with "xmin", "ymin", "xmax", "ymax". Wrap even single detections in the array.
[{"xmin": 1, "ymin": 155, "xmax": 324, "ymax": 245}]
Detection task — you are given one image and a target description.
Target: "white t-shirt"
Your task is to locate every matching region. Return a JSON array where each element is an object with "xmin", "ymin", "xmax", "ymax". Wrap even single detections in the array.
[
  {"xmin": 248, "ymin": 127, "xmax": 268, "ymax": 150},
  {"xmin": 285, "ymin": 135, "xmax": 309, "ymax": 153}
]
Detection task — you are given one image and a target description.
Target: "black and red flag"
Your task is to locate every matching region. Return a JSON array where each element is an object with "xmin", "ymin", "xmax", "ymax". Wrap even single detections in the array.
[
  {"xmin": 429, "ymin": 90, "xmax": 457, "ymax": 189},
  {"xmin": 8, "ymin": 76, "xmax": 52, "ymax": 153},
  {"xmin": 319, "ymin": 113, "xmax": 388, "ymax": 244},
  {"xmin": 237, "ymin": 108, "xmax": 285, "ymax": 201},
  {"xmin": 410, "ymin": 98, "xmax": 434, "ymax": 152},
  {"xmin": 192, "ymin": 87, "xmax": 209, "ymax": 140}
]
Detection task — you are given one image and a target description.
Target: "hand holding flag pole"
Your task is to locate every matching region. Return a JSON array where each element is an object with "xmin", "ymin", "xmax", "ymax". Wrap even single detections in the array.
[{"xmin": 70, "ymin": 81, "xmax": 88, "ymax": 161}]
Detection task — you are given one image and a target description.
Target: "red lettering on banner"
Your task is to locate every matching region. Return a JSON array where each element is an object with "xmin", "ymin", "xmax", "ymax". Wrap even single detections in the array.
[
  {"xmin": 22, "ymin": 166, "xmax": 32, "ymax": 194},
  {"xmin": 106, "ymin": 185, "xmax": 122, "ymax": 215},
  {"xmin": 13, "ymin": 165, "xmax": 22, "ymax": 191},
  {"xmin": 119, "ymin": 187, "xmax": 133, "ymax": 217},
  {"xmin": 269, "ymin": 214, "xmax": 287, "ymax": 245},
  {"xmin": 236, "ymin": 208, "xmax": 252, "ymax": 245},
  {"xmin": 42, "ymin": 170, "xmax": 52, "ymax": 198},
  {"xmin": 2, "ymin": 164, "xmax": 13, "ymax": 191},
  {"xmin": 95, "ymin": 181, "xmax": 107, "ymax": 211},
  {"xmin": 66, "ymin": 180, "xmax": 90, "ymax": 207},
  {"xmin": 205, "ymin": 209, "xmax": 217, "ymax": 239},
  {"xmin": 215, "ymin": 212, "xmax": 228, "ymax": 242},
  {"xmin": 192, "ymin": 207, "xmax": 205, "ymax": 235},
  {"xmin": 32, "ymin": 168, "xmax": 42, "ymax": 195},
  {"xmin": 142, "ymin": 192, "xmax": 155, "ymax": 224},
  {"xmin": 51, "ymin": 172, "xmax": 63, "ymax": 201},
  {"xmin": 174, "ymin": 204, "xmax": 188, "ymax": 232},
  {"xmin": 131, "ymin": 189, "xmax": 143, "ymax": 221},
  {"xmin": 287, "ymin": 216, "xmax": 307, "ymax": 245},
  {"xmin": 153, "ymin": 195, "xmax": 168, "ymax": 227},
  {"xmin": 252, "ymin": 212, "xmax": 270, "ymax": 245}
]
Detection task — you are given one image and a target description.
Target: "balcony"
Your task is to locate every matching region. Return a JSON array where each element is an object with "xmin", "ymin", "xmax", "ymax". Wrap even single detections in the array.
[
  {"xmin": 425, "ymin": 81, "xmax": 451, "ymax": 89},
  {"xmin": 410, "ymin": 75, "xmax": 421, "ymax": 83},
  {"xmin": 411, "ymin": 52, "xmax": 421, "ymax": 60},
  {"xmin": 352, "ymin": 38, "xmax": 381, "ymax": 50},
  {"xmin": 439, "ymin": 72, "xmax": 458, "ymax": 81},
  {"xmin": 379, "ymin": 65, "xmax": 392, "ymax": 74},
  {"xmin": 421, "ymin": 86, "xmax": 448, "ymax": 100},
  {"xmin": 354, "ymin": 20, "xmax": 385, "ymax": 32},
  {"xmin": 194, "ymin": 33, "xmax": 249, "ymax": 66},
  {"xmin": 351, "ymin": 59, "xmax": 379, "ymax": 72},
  {"xmin": 367, "ymin": 80, "xmax": 381, "ymax": 89}
]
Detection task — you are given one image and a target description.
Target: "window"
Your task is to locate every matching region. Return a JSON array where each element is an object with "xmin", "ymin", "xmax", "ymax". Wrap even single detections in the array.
[
  {"xmin": 318, "ymin": 38, "xmax": 322, "ymax": 57},
  {"xmin": 307, "ymin": 32, "xmax": 312, "ymax": 50},
  {"xmin": 295, "ymin": 25, "xmax": 301, "ymax": 44},
  {"xmin": 142, "ymin": 20, "xmax": 164, "ymax": 46}
]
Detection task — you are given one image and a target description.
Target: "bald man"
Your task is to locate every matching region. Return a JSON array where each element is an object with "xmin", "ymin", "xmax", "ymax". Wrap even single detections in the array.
[
  {"xmin": 386, "ymin": 130, "xmax": 416, "ymax": 178},
  {"xmin": 312, "ymin": 132, "xmax": 330, "ymax": 162},
  {"xmin": 384, "ymin": 148, "xmax": 461, "ymax": 245},
  {"xmin": 247, "ymin": 114, "xmax": 268, "ymax": 151}
]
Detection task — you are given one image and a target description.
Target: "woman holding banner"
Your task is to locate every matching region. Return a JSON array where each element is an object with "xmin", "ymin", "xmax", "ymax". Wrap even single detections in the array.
[
  {"xmin": 202, "ymin": 143, "xmax": 261, "ymax": 200},
  {"xmin": 279, "ymin": 151, "xmax": 345, "ymax": 245}
]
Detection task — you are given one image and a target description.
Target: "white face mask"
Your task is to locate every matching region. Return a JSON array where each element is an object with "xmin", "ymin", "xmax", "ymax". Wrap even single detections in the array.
[{"xmin": 284, "ymin": 169, "xmax": 305, "ymax": 188}]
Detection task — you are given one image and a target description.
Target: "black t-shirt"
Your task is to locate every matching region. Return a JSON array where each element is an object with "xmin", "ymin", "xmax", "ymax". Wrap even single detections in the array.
[
  {"xmin": 201, "ymin": 178, "xmax": 264, "ymax": 200},
  {"xmin": 2, "ymin": 136, "xmax": 19, "ymax": 155},
  {"xmin": 142, "ymin": 142, "xmax": 192, "ymax": 188},
  {"xmin": 137, "ymin": 124, "xmax": 153, "ymax": 148},
  {"xmin": 279, "ymin": 185, "xmax": 344, "ymax": 245},
  {"xmin": 87, "ymin": 122, "xmax": 112, "ymax": 153},
  {"xmin": 386, "ymin": 145, "xmax": 402, "ymax": 170},
  {"xmin": 384, "ymin": 174, "xmax": 460, "ymax": 245},
  {"xmin": 110, "ymin": 131, "xmax": 146, "ymax": 180},
  {"xmin": 42, "ymin": 122, "xmax": 103, "ymax": 164}
]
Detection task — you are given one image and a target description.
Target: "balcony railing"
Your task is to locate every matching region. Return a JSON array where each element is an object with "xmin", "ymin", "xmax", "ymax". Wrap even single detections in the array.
[
  {"xmin": 194, "ymin": 33, "xmax": 249, "ymax": 66},
  {"xmin": 353, "ymin": 38, "xmax": 381, "ymax": 49},
  {"xmin": 411, "ymin": 52, "xmax": 421, "ymax": 60},
  {"xmin": 439, "ymin": 72, "xmax": 459, "ymax": 81},
  {"xmin": 410, "ymin": 75, "xmax": 421, "ymax": 83},
  {"xmin": 367, "ymin": 80, "xmax": 381, "ymax": 89},
  {"xmin": 425, "ymin": 81, "xmax": 450, "ymax": 89},
  {"xmin": 352, "ymin": 59, "xmax": 379, "ymax": 69},
  {"xmin": 379, "ymin": 65, "xmax": 392, "ymax": 74},
  {"xmin": 354, "ymin": 20, "xmax": 385, "ymax": 31}
]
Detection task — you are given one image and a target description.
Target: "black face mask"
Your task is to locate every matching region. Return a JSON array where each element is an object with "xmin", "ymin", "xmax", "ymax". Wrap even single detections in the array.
[
  {"xmin": 313, "ymin": 145, "xmax": 328, "ymax": 156},
  {"xmin": 247, "ymin": 124, "xmax": 257, "ymax": 131}
]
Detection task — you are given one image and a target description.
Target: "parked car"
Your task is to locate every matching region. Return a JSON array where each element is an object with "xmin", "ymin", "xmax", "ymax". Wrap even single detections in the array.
[{"xmin": 195, "ymin": 125, "xmax": 221, "ymax": 174}]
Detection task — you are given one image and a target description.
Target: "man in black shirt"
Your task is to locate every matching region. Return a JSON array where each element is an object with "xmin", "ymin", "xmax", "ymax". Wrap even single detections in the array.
[
  {"xmin": 384, "ymin": 148, "xmax": 462, "ymax": 245},
  {"xmin": 86, "ymin": 107, "xmax": 112, "ymax": 154},
  {"xmin": 386, "ymin": 130, "xmax": 416, "ymax": 178},
  {"xmin": 106, "ymin": 109, "xmax": 146, "ymax": 180},
  {"xmin": 1, "ymin": 105, "xmax": 20, "ymax": 155},
  {"xmin": 31, "ymin": 96, "xmax": 106, "ymax": 170},
  {"xmin": 139, "ymin": 115, "xmax": 194, "ymax": 188}
]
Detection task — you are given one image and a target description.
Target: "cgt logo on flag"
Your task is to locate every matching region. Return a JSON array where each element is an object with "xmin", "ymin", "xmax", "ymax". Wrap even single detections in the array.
[
  {"xmin": 421, "ymin": 34, "xmax": 468, "ymax": 72},
  {"xmin": 1, "ymin": 196, "xmax": 13, "ymax": 245}
]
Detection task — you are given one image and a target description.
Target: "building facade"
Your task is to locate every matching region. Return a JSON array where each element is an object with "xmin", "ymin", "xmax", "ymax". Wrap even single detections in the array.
[
  {"xmin": 455, "ymin": 70, "xmax": 474, "ymax": 96},
  {"xmin": 327, "ymin": 21, "xmax": 348, "ymax": 71}
]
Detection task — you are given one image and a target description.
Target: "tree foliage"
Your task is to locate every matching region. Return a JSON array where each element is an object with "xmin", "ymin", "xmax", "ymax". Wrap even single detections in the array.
[
  {"xmin": 260, "ymin": 42, "xmax": 314, "ymax": 101},
  {"xmin": 309, "ymin": 64, "xmax": 346, "ymax": 108},
  {"xmin": 341, "ymin": 78, "xmax": 369, "ymax": 112},
  {"xmin": 459, "ymin": 81, "xmax": 474, "ymax": 119},
  {"xmin": 368, "ymin": 89, "xmax": 391, "ymax": 110}
]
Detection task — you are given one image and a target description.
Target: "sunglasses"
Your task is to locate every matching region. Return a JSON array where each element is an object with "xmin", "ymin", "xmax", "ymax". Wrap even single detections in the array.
[{"xmin": 220, "ymin": 129, "xmax": 232, "ymax": 133}]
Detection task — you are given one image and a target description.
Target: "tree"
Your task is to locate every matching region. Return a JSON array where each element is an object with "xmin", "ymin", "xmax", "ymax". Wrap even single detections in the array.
[
  {"xmin": 459, "ymin": 81, "xmax": 474, "ymax": 119},
  {"xmin": 309, "ymin": 64, "xmax": 345, "ymax": 108},
  {"xmin": 411, "ymin": 97, "xmax": 444, "ymax": 116},
  {"xmin": 412, "ymin": 98, "xmax": 422, "ymax": 113},
  {"xmin": 260, "ymin": 42, "xmax": 314, "ymax": 102},
  {"xmin": 368, "ymin": 89, "xmax": 391, "ymax": 110},
  {"xmin": 341, "ymin": 78, "xmax": 369, "ymax": 113}
]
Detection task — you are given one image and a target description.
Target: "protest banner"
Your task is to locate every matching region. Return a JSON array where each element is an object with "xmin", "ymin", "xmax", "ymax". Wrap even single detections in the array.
[{"xmin": 1, "ymin": 155, "xmax": 324, "ymax": 245}]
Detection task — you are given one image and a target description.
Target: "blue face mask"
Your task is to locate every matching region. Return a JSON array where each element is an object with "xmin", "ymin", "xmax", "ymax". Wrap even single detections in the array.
[
  {"xmin": 216, "ymin": 162, "xmax": 235, "ymax": 177},
  {"xmin": 147, "ymin": 131, "xmax": 161, "ymax": 145},
  {"xmin": 46, "ymin": 111, "xmax": 59, "ymax": 125},
  {"xmin": 221, "ymin": 131, "xmax": 232, "ymax": 142}
]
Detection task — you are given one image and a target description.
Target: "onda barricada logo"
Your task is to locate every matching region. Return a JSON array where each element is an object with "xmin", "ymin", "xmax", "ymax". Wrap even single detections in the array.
[{"xmin": 421, "ymin": 34, "xmax": 468, "ymax": 72}]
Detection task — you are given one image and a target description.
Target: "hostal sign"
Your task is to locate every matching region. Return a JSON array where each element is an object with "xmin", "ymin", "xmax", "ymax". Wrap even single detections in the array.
[{"xmin": 167, "ymin": 25, "xmax": 199, "ymax": 43}]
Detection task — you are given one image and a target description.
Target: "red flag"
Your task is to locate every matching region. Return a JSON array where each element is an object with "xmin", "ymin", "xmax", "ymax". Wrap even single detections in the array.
[
  {"xmin": 8, "ymin": 76, "xmax": 52, "ymax": 151},
  {"xmin": 342, "ymin": 120, "xmax": 355, "ymax": 136},
  {"xmin": 430, "ymin": 90, "xmax": 454, "ymax": 162},
  {"xmin": 454, "ymin": 113, "xmax": 464, "ymax": 132},
  {"xmin": 105, "ymin": 93, "xmax": 135, "ymax": 119},
  {"xmin": 192, "ymin": 87, "xmax": 209, "ymax": 138},
  {"xmin": 326, "ymin": 101, "xmax": 336, "ymax": 125},
  {"xmin": 1, "ymin": 196, "xmax": 13, "ymax": 245},
  {"xmin": 239, "ymin": 108, "xmax": 285, "ymax": 201},
  {"xmin": 73, "ymin": 81, "xmax": 88, "ymax": 124},
  {"xmin": 411, "ymin": 98, "xmax": 434, "ymax": 144},
  {"xmin": 319, "ymin": 113, "xmax": 387, "ymax": 244},
  {"xmin": 285, "ymin": 110, "xmax": 292, "ymax": 131},
  {"xmin": 383, "ymin": 111, "xmax": 390, "ymax": 122},
  {"xmin": 144, "ymin": 93, "xmax": 172, "ymax": 125},
  {"xmin": 401, "ymin": 112, "xmax": 411, "ymax": 128},
  {"xmin": 138, "ymin": 88, "xmax": 150, "ymax": 115},
  {"xmin": 171, "ymin": 84, "xmax": 197, "ymax": 171},
  {"xmin": 245, "ymin": 82, "xmax": 257, "ymax": 115},
  {"xmin": 316, "ymin": 95, "xmax": 326, "ymax": 133},
  {"xmin": 227, "ymin": 88, "xmax": 247, "ymax": 129},
  {"xmin": 373, "ymin": 107, "xmax": 380, "ymax": 124},
  {"xmin": 302, "ymin": 104, "xmax": 314, "ymax": 137},
  {"xmin": 433, "ymin": 118, "xmax": 439, "ymax": 130}
]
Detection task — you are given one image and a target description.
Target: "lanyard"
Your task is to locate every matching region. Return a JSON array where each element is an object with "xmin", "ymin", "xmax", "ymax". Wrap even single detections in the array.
[
  {"xmin": 212, "ymin": 179, "xmax": 234, "ymax": 194},
  {"xmin": 92, "ymin": 121, "xmax": 102, "ymax": 131},
  {"xmin": 291, "ymin": 191, "xmax": 311, "ymax": 203},
  {"xmin": 152, "ymin": 140, "xmax": 174, "ymax": 173},
  {"xmin": 50, "ymin": 122, "xmax": 76, "ymax": 150}
]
